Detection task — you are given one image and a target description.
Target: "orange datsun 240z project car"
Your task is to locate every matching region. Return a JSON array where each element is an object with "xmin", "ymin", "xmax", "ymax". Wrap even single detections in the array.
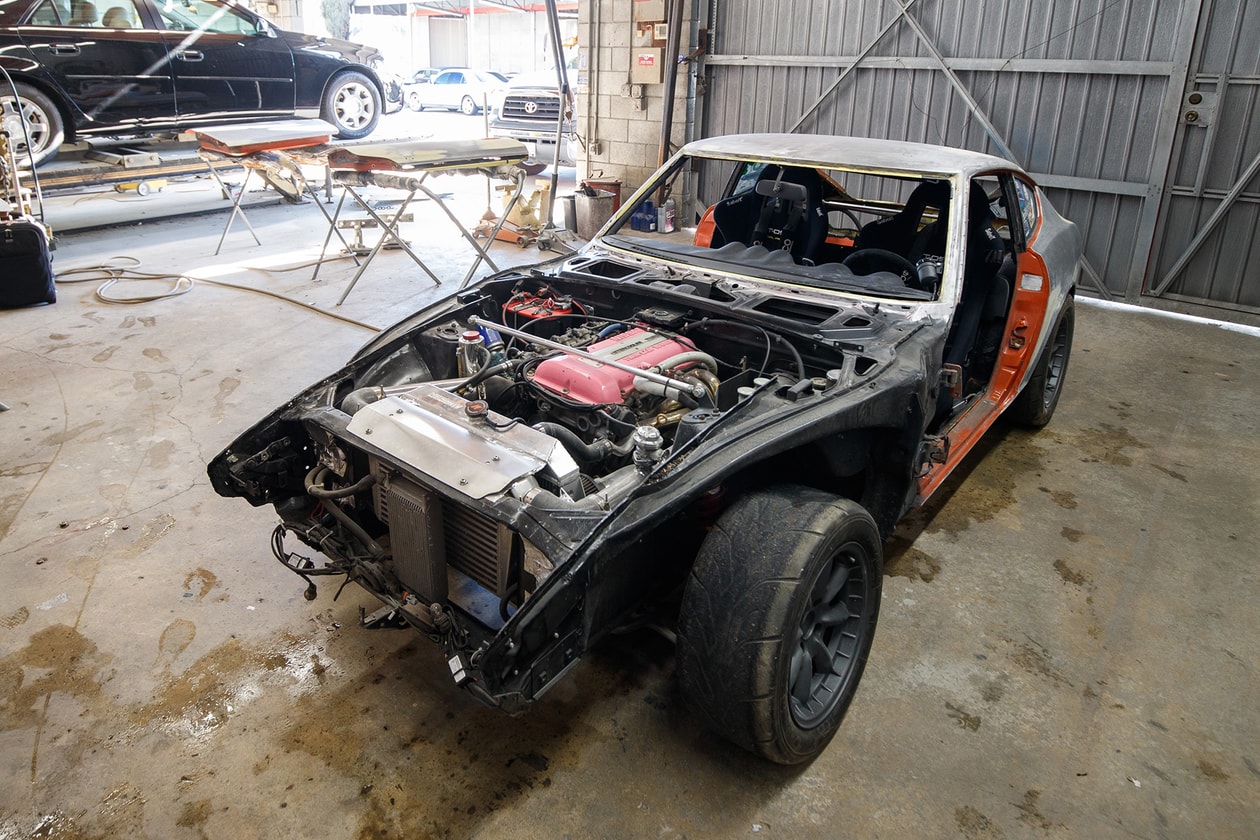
[{"xmin": 208, "ymin": 133, "xmax": 1082, "ymax": 764}]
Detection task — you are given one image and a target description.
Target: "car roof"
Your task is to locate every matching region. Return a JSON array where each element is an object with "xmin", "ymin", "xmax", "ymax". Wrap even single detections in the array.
[{"xmin": 682, "ymin": 133, "xmax": 1023, "ymax": 180}]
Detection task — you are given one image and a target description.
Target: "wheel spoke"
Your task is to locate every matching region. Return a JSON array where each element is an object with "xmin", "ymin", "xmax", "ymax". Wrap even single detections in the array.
[
  {"xmin": 816, "ymin": 601, "xmax": 852, "ymax": 626},
  {"xmin": 790, "ymin": 644, "xmax": 813, "ymax": 703},
  {"xmin": 805, "ymin": 634, "xmax": 831, "ymax": 675},
  {"xmin": 818, "ymin": 560, "xmax": 851, "ymax": 604}
]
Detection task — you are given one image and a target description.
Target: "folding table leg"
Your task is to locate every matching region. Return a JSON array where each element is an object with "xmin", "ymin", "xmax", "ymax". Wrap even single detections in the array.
[
  {"xmin": 397, "ymin": 182, "xmax": 498, "ymax": 287},
  {"xmin": 211, "ymin": 166, "xmax": 262, "ymax": 255},
  {"xmin": 290, "ymin": 169, "xmax": 360, "ymax": 281},
  {"xmin": 458, "ymin": 169, "xmax": 526, "ymax": 287},
  {"xmin": 313, "ymin": 189, "xmax": 350, "ymax": 282},
  {"xmin": 336, "ymin": 186, "xmax": 443, "ymax": 306}
]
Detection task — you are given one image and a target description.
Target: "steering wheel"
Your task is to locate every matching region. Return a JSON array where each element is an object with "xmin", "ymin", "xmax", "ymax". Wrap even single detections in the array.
[{"xmin": 841, "ymin": 248, "xmax": 917, "ymax": 279}]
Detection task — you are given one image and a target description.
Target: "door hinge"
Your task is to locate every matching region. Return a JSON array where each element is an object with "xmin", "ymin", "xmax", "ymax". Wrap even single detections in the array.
[{"xmin": 917, "ymin": 435, "xmax": 950, "ymax": 477}]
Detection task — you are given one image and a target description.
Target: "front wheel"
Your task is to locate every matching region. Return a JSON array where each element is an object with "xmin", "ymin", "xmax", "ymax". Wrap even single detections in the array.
[
  {"xmin": 0, "ymin": 83, "xmax": 65, "ymax": 167},
  {"xmin": 1009, "ymin": 296, "xmax": 1074, "ymax": 427},
  {"xmin": 407, "ymin": 91, "xmax": 423, "ymax": 111},
  {"xmin": 459, "ymin": 95, "xmax": 478, "ymax": 116},
  {"xmin": 677, "ymin": 486, "xmax": 883, "ymax": 764},
  {"xmin": 321, "ymin": 70, "xmax": 380, "ymax": 140}
]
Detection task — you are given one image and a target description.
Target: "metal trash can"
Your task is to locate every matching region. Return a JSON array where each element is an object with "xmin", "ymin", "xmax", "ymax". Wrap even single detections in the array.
[
  {"xmin": 583, "ymin": 178, "xmax": 622, "ymax": 211},
  {"xmin": 574, "ymin": 189, "xmax": 615, "ymax": 239}
]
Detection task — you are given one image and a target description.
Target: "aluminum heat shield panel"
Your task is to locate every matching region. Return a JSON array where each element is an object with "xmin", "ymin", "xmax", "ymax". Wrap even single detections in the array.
[{"xmin": 345, "ymin": 383, "xmax": 575, "ymax": 499}]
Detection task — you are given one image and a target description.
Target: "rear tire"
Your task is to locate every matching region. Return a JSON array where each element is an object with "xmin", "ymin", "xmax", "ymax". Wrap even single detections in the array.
[
  {"xmin": 460, "ymin": 95, "xmax": 478, "ymax": 116},
  {"xmin": 321, "ymin": 70, "xmax": 380, "ymax": 140},
  {"xmin": 677, "ymin": 486, "xmax": 883, "ymax": 764},
  {"xmin": 1, "ymin": 83, "xmax": 64, "ymax": 168},
  {"xmin": 1010, "ymin": 296, "xmax": 1074, "ymax": 427}
]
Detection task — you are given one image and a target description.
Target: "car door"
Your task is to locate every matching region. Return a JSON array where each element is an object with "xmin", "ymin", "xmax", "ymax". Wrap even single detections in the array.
[
  {"xmin": 429, "ymin": 70, "xmax": 463, "ymax": 109},
  {"xmin": 151, "ymin": 0, "xmax": 294, "ymax": 120},
  {"xmin": 916, "ymin": 170, "xmax": 1034, "ymax": 501},
  {"xmin": 15, "ymin": 0, "xmax": 176, "ymax": 128}
]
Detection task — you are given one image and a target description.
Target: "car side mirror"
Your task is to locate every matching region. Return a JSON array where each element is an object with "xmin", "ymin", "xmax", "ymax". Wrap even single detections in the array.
[{"xmin": 256, "ymin": 19, "xmax": 277, "ymax": 38}]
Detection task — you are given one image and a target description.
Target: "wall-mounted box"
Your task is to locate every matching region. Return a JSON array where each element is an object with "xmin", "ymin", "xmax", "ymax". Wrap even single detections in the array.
[
  {"xmin": 634, "ymin": 0, "xmax": 665, "ymax": 22},
  {"xmin": 631, "ymin": 47, "xmax": 664, "ymax": 84}
]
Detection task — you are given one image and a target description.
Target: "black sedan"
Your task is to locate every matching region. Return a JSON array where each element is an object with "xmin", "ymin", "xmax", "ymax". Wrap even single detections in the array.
[{"xmin": 0, "ymin": 0, "xmax": 390, "ymax": 165}]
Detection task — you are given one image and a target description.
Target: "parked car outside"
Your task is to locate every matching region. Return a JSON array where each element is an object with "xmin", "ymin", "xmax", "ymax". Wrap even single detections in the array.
[
  {"xmin": 208, "ymin": 133, "xmax": 1081, "ymax": 765},
  {"xmin": 408, "ymin": 67, "xmax": 444, "ymax": 85},
  {"xmin": 405, "ymin": 68, "xmax": 506, "ymax": 115},
  {"xmin": 488, "ymin": 70, "xmax": 576, "ymax": 166},
  {"xmin": 397, "ymin": 68, "xmax": 443, "ymax": 112},
  {"xmin": 0, "ymin": 0, "xmax": 392, "ymax": 166}
]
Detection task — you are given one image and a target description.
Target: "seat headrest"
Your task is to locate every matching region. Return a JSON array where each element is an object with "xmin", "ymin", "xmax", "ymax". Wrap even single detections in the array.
[{"xmin": 906, "ymin": 180, "xmax": 950, "ymax": 213}]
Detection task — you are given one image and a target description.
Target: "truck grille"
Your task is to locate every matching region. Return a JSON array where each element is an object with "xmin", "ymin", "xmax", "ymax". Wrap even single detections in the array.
[
  {"xmin": 501, "ymin": 94, "xmax": 561, "ymax": 122},
  {"xmin": 374, "ymin": 466, "xmax": 510, "ymax": 601}
]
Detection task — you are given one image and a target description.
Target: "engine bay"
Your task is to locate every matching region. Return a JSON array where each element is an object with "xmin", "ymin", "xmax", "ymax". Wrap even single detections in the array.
[{"xmin": 348, "ymin": 263, "xmax": 893, "ymax": 504}]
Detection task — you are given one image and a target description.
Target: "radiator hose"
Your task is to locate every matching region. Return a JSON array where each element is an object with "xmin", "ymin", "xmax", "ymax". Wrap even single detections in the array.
[
  {"xmin": 305, "ymin": 467, "xmax": 384, "ymax": 559},
  {"xmin": 532, "ymin": 422, "xmax": 635, "ymax": 463}
]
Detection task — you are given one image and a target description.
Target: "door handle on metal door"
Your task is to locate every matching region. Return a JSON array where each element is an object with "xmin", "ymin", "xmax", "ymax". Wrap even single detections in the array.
[
  {"xmin": 48, "ymin": 44, "xmax": 81, "ymax": 55},
  {"xmin": 175, "ymin": 50, "xmax": 204, "ymax": 61}
]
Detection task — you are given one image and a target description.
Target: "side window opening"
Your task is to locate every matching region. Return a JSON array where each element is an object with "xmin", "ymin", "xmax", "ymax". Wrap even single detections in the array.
[{"xmin": 1012, "ymin": 177, "xmax": 1039, "ymax": 243}]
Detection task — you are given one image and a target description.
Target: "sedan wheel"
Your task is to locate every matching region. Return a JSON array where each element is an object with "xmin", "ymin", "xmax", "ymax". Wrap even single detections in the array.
[
  {"xmin": 460, "ymin": 95, "xmax": 478, "ymax": 116},
  {"xmin": 322, "ymin": 71, "xmax": 380, "ymax": 140},
  {"xmin": 1, "ymin": 84, "xmax": 65, "ymax": 168},
  {"xmin": 677, "ymin": 486, "xmax": 882, "ymax": 764},
  {"xmin": 408, "ymin": 91, "xmax": 423, "ymax": 111}
]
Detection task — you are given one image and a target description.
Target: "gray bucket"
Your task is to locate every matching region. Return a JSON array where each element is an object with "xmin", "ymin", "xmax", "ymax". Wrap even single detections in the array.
[{"xmin": 574, "ymin": 189, "xmax": 615, "ymax": 239}]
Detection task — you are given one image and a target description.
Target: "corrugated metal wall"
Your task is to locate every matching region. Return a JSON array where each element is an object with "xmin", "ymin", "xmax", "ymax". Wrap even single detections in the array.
[
  {"xmin": 696, "ymin": 0, "xmax": 1258, "ymax": 320},
  {"xmin": 1146, "ymin": 0, "xmax": 1260, "ymax": 313}
]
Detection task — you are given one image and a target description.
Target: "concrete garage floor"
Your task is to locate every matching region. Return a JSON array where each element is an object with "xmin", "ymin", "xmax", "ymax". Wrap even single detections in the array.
[{"xmin": 1, "ymin": 187, "xmax": 1259, "ymax": 839}]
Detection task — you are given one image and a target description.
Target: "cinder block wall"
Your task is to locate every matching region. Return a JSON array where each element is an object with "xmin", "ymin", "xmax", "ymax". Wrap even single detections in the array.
[{"xmin": 577, "ymin": 0, "xmax": 693, "ymax": 194}]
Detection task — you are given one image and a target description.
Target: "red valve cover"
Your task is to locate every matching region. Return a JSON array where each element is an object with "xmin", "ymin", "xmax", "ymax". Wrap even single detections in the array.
[{"xmin": 531, "ymin": 328, "xmax": 694, "ymax": 404}]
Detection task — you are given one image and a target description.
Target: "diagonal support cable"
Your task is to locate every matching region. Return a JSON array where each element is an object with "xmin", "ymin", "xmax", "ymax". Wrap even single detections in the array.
[
  {"xmin": 789, "ymin": 0, "xmax": 922, "ymax": 134},
  {"xmin": 890, "ymin": 0, "xmax": 1016, "ymax": 161}
]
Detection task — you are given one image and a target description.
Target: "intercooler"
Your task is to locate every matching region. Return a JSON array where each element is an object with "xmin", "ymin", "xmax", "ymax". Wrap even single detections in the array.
[{"xmin": 372, "ymin": 465, "xmax": 512, "ymax": 605}]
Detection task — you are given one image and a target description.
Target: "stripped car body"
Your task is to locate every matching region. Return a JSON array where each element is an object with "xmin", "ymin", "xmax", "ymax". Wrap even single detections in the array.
[{"xmin": 209, "ymin": 133, "xmax": 1080, "ymax": 763}]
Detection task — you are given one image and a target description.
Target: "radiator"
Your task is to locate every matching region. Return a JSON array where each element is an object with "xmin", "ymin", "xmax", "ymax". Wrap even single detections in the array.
[{"xmin": 375, "ymin": 466, "xmax": 511, "ymax": 602}]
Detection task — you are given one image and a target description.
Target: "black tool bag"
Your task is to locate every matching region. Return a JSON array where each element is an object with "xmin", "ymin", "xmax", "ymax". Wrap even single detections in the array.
[{"xmin": 0, "ymin": 214, "xmax": 55, "ymax": 308}]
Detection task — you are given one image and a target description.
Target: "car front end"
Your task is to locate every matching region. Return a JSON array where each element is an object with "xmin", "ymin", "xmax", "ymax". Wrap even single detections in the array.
[{"xmin": 489, "ymin": 80, "xmax": 576, "ymax": 166}]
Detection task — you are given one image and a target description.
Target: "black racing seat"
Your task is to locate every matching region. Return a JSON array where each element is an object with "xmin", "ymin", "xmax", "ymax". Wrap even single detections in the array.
[
  {"xmin": 854, "ymin": 179, "xmax": 951, "ymax": 263},
  {"xmin": 934, "ymin": 183, "xmax": 1011, "ymax": 425},
  {"xmin": 709, "ymin": 166, "xmax": 827, "ymax": 263}
]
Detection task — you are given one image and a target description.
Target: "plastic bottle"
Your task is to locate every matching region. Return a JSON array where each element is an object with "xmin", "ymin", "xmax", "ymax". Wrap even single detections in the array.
[
  {"xmin": 661, "ymin": 197, "xmax": 676, "ymax": 233},
  {"xmin": 644, "ymin": 200, "xmax": 657, "ymax": 232}
]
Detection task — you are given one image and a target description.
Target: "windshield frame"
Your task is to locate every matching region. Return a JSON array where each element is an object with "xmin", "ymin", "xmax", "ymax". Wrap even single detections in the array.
[{"xmin": 591, "ymin": 147, "xmax": 971, "ymax": 307}]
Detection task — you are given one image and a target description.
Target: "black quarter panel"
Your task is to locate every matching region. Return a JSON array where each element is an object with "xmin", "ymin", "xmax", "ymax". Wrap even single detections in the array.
[{"xmin": 283, "ymin": 33, "xmax": 382, "ymax": 107}]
